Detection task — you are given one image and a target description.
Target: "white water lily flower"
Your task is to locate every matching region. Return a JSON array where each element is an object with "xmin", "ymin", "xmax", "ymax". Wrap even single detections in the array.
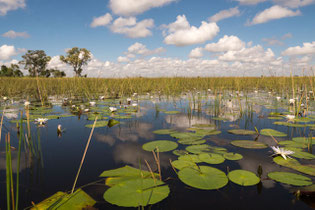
[
  {"xmin": 285, "ymin": 115, "xmax": 295, "ymax": 121},
  {"xmin": 35, "ymin": 118, "xmax": 48, "ymax": 125},
  {"xmin": 100, "ymin": 96, "xmax": 105, "ymax": 100},
  {"xmin": 127, "ymin": 98, "xmax": 132, "ymax": 102},
  {"xmin": 109, "ymin": 107, "xmax": 117, "ymax": 112},
  {"xmin": 24, "ymin": 101, "xmax": 30, "ymax": 106},
  {"xmin": 271, "ymin": 146, "xmax": 294, "ymax": 160},
  {"xmin": 84, "ymin": 109, "xmax": 89, "ymax": 112},
  {"xmin": 276, "ymin": 96, "xmax": 281, "ymax": 101},
  {"xmin": 89, "ymin": 101, "xmax": 96, "ymax": 106},
  {"xmin": 3, "ymin": 96, "xmax": 8, "ymax": 100},
  {"xmin": 132, "ymin": 103, "xmax": 138, "ymax": 107},
  {"xmin": 289, "ymin": 98, "xmax": 295, "ymax": 105}
]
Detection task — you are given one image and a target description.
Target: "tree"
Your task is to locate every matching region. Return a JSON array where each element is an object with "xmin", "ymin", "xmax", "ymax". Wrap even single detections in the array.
[
  {"xmin": 49, "ymin": 68, "xmax": 66, "ymax": 78},
  {"xmin": 0, "ymin": 64, "xmax": 23, "ymax": 77},
  {"xmin": 60, "ymin": 47, "xmax": 91, "ymax": 77},
  {"xmin": 19, "ymin": 50, "xmax": 51, "ymax": 77}
]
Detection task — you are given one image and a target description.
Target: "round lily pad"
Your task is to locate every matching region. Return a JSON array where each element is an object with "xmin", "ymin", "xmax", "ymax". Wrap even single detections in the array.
[
  {"xmin": 260, "ymin": 129, "xmax": 287, "ymax": 137},
  {"xmin": 103, "ymin": 178, "xmax": 169, "ymax": 207},
  {"xmin": 178, "ymin": 138, "xmax": 206, "ymax": 145},
  {"xmin": 142, "ymin": 140, "xmax": 178, "ymax": 152},
  {"xmin": 85, "ymin": 120, "xmax": 108, "ymax": 128},
  {"xmin": 230, "ymin": 140, "xmax": 268, "ymax": 149},
  {"xmin": 223, "ymin": 152, "xmax": 243, "ymax": 160},
  {"xmin": 273, "ymin": 156, "xmax": 315, "ymax": 176},
  {"xmin": 228, "ymin": 170, "xmax": 260, "ymax": 186},
  {"xmin": 171, "ymin": 160, "xmax": 198, "ymax": 170},
  {"xmin": 178, "ymin": 154, "xmax": 202, "ymax": 163},
  {"xmin": 278, "ymin": 140, "xmax": 307, "ymax": 148},
  {"xmin": 292, "ymin": 137, "xmax": 315, "ymax": 145},
  {"xmin": 268, "ymin": 172, "xmax": 312, "ymax": 186},
  {"xmin": 194, "ymin": 129, "xmax": 221, "ymax": 136},
  {"xmin": 228, "ymin": 129, "xmax": 256, "ymax": 135},
  {"xmin": 198, "ymin": 153, "xmax": 225, "ymax": 164},
  {"xmin": 173, "ymin": 149, "xmax": 189, "ymax": 156},
  {"xmin": 153, "ymin": 129, "xmax": 176, "ymax": 135},
  {"xmin": 192, "ymin": 124, "xmax": 216, "ymax": 129},
  {"xmin": 178, "ymin": 166, "xmax": 228, "ymax": 190},
  {"xmin": 186, "ymin": 144, "xmax": 227, "ymax": 154}
]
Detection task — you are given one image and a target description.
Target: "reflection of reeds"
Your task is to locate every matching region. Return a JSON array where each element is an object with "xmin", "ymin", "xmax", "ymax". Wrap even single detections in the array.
[{"xmin": 6, "ymin": 133, "xmax": 15, "ymax": 210}]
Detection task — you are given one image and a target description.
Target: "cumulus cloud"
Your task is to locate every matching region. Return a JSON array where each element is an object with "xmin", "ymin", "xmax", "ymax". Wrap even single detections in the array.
[
  {"xmin": 163, "ymin": 15, "xmax": 220, "ymax": 46},
  {"xmin": 233, "ymin": 0, "xmax": 266, "ymax": 5},
  {"xmin": 189, "ymin": 47, "xmax": 203, "ymax": 58},
  {"xmin": 282, "ymin": 41, "xmax": 315, "ymax": 56},
  {"xmin": 262, "ymin": 33, "xmax": 292, "ymax": 46},
  {"xmin": 117, "ymin": 56, "xmax": 130, "ymax": 63},
  {"xmin": 272, "ymin": 0, "xmax": 315, "ymax": 8},
  {"xmin": 109, "ymin": 16, "xmax": 154, "ymax": 38},
  {"xmin": 126, "ymin": 42, "xmax": 165, "ymax": 56},
  {"xmin": 0, "ymin": 45, "xmax": 19, "ymax": 60},
  {"xmin": 0, "ymin": 0, "xmax": 25, "ymax": 16},
  {"xmin": 205, "ymin": 35, "xmax": 245, "ymax": 52},
  {"xmin": 209, "ymin": 7, "xmax": 241, "ymax": 22},
  {"xmin": 2, "ymin": 30, "xmax": 30, "ymax": 39},
  {"xmin": 249, "ymin": 5, "xmax": 301, "ymax": 25},
  {"xmin": 90, "ymin": 13, "xmax": 112, "ymax": 27},
  {"xmin": 109, "ymin": 0, "xmax": 176, "ymax": 16}
]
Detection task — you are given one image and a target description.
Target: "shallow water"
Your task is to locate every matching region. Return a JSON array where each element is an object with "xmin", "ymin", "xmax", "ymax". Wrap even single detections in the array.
[{"xmin": 0, "ymin": 92, "xmax": 314, "ymax": 209}]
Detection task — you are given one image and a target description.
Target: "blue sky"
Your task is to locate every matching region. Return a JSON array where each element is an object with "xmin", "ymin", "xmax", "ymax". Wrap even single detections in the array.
[{"xmin": 0, "ymin": 0, "xmax": 314, "ymax": 77}]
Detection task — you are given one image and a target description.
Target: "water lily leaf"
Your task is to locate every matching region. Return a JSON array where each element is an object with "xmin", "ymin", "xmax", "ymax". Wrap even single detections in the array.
[
  {"xmin": 108, "ymin": 119, "xmax": 120, "ymax": 128},
  {"xmin": 273, "ymin": 121, "xmax": 306, "ymax": 128},
  {"xmin": 103, "ymin": 179, "xmax": 169, "ymax": 207},
  {"xmin": 100, "ymin": 165, "xmax": 153, "ymax": 178},
  {"xmin": 164, "ymin": 111, "xmax": 180, "ymax": 114},
  {"xmin": 198, "ymin": 153, "xmax": 225, "ymax": 164},
  {"xmin": 192, "ymin": 124, "xmax": 216, "ymax": 129},
  {"xmin": 186, "ymin": 144, "xmax": 227, "ymax": 154},
  {"xmin": 228, "ymin": 129, "xmax": 257, "ymax": 135},
  {"xmin": 260, "ymin": 129, "xmax": 287, "ymax": 137},
  {"xmin": 171, "ymin": 160, "xmax": 198, "ymax": 170},
  {"xmin": 290, "ymin": 151, "xmax": 315, "ymax": 160},
  {"xmin": 172, "ymin": 149, "xmax": 189, "ymax": 156},
  {"xmin": 292, "ymin": 137, "xmax": 315, "ymax": 145},
  {"xmin": 142, "ymin": 140, "xmax": 178, "ymax": 152},
  {"xmin": 171, "ymin": 132, "xmax": 204, "ymax": 139},
  {"xmin": 85, "ymin": 120, "xmax": 108, "ymax": 128},
  {"xmin": 228, "ymin": 170, "xmax": 260, "ymax": 186},
  {"xmin": 153, "ymin": 129, "xmax": 176, "ymax": 135},
  {"xmin": 178, "ymin": 138, "xmax": 205, "ymax": 145},
  {"xmin": 273, "ymin": 156, "xmax": 315, "ymax": 176},
  {"xmin": 278, "ymin": 140, "xmax": 307, "ymax": 148},
  {"xmin": 178, "ymin": 154, "xmax": 202, "ymax": 163},
  {"xmin": 212, "ymin": 117, "xmax": 228, "ymax": 121},
  {"xmin": 112, "ymin": 115, "xmax": 133, "ymax": 119},
  {"xmin": 194, "ymin": 129, "xmax": 221, "ymax": 136},
  {"xmin": 178, "ymin": 166, "xmax": 228, "ymax": 190},
  {"xmin": 230, "ymin": 140, "xmax": 268, "ymax": 149},
  {"xmin": 268, "ymin": 172, "xmax": 312, "ymax": 186},
  {"xmin": 268, "ymin": 117, "xmax": 284, "ymax": 120},
  {"xmin": 223, "ymin": 152, "xmax": 243, "ymax": 160},
  {"xmin": 294, "ymin": 117, "xmax": 312, "ymax": 123},
  {"xmin": 32, "ymin": 189, "xmax": 96, "ymax": 210}
]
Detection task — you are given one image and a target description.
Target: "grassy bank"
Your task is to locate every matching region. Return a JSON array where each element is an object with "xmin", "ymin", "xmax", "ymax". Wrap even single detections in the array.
[{"xmin": 0, "ymin": 76, "xmax": 314, "ymax": 99}]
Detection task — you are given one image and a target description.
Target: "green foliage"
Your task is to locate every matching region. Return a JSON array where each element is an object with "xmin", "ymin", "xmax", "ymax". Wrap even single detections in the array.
[
  {"xmin": 60, "ymin": 47, "xmax": 91, "ymax": 77},
  {"xmin": 49, "ymin": 68, "xmax": 66, "ymax": 78},
  {"xmin": 228, "ymin": 170, "xmax": 260, "ymax": 186},
  {"xmin": 142, "ymin": 140, "xmax": 178, "ymax": 152},
  {"xmin": 0, "ymin": 64, "xmax": 23, "ymax": 77},
  {"xmin": 268, "ymin": 172, "xmax": 312, "ymax": 186},
  {"xmin": 19, "ymin": 50, "xmax": 51, "ymax": 77},
  {"xmin": 230, "ymin": 140, "xmax": 268, "ymax": 149}
]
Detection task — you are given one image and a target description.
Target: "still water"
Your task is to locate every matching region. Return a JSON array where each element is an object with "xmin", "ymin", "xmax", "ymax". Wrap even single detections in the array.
[{"xmin": 0, "ymin": 92, "xmax": 314, "ymax": 209}]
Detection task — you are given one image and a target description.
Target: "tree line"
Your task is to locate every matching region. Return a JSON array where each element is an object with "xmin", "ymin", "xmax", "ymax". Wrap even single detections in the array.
[{"xmin": 0, "ymin": 47, "xmax": 91, "ymax": 77}]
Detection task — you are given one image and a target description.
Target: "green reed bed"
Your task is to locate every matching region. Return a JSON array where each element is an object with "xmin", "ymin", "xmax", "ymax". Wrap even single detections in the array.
[{"xmin": 0, "ymin": 77, "xmax": 314, "ymax": 99}]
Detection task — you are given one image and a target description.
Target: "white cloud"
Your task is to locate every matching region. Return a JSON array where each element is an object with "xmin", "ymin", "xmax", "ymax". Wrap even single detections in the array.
[
  {"xmin": 0, "ymin": 0, "xmax": 25, "ymax": 16},
  {"xmin": 262, "ymin": 37, "xmax": 284, "ymax": 46},
  {"xmin": 109, "ymin": 0, "xmax": 175, "ymax": 16},
  {"xmin": 126, "ymin": 42, "xmax": 165, "ymax": 56},
  {"xmin": 233, "ymin": 0, "xmax": 266, "ymax": 5},
  {"xmin": 90, "ymin": 13, "xmax": 112, "ymax": 27},
  {"xmin": 272, "ymin": 0, "xmax": 315, "ymax": 8},
  {"xmin": 209, "ymin": 7, "xmax": 240, "ymax": 22},
  {"xmin": 218, "ymin": 45, "xmax": 278, "ymax": 64},
  {"xmin": 0, "ymin": 45, "xmax": 19, "ymax": 60},
  {"xmin": 205, "ymin": 35, "xmax": 245, "ymax": 52},
  {"xmin": 249, "ymin": 5, "xmax": 301, "ymax": 25},
  {"xmin": 189, "ymin": 47, "xmax": 203, "ymax": 58},
  {"xmin": 163, "ymin": 15, "xmax": 220, "ymax": 46},
  {"xmin": 282, "ymin": 41, "xmax": 315, "ymax": 56},
  {"xmin": 117, "ymin": 56, "xmax": 130, "ymax": 63},
  {"xmin": 110, "ymin": 17, "xmax": 154, "ymax": 38},
  {"xmin": 2, "ymin": 30, "xmax": 30, "ymax": 39}
]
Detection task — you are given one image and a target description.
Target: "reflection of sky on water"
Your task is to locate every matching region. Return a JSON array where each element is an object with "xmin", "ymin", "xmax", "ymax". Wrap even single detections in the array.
[{"xmin": 0, "ymin": 151, "xmax": 31, "ymax": 173}]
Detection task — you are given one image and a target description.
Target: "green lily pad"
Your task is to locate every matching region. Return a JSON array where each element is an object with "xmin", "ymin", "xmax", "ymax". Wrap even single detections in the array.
[
  {"xmin": 178, "ymin": 166, "xmax": 228, "ymax": 190},
  {"xmin": 273, "ymin": 121, "xmax": 306, "ymax": 128},
  {"xmin": 178, "ymin": 154, "xmax": 202, "ymax": 163},
  {"xmin": 178, "ymin": 138, "xmax": 206, "ymax": 145},
  {"xmin": 171, "ymin": 160, "xmax": 198, "ymax": 170},
  {"xmin": 278, "ymin": 140, "xmax": 307, "ymax": 148},
  {"xmin": 228, "ymin": 129, "xmax": 257, "ymax": 135},
  {"xmin": 103, "ymin": 179, "xmax": 169, "ymax": 207},
  {"xmin": 164, "ymin": 111, "xmax": 180, "ymax": 114},
  {"xmin": 192, "ymin": 124, "xmax": 216, "ymax": 129},
  {"xmin": 230, "ymin": 140, "xmax": 268, "ymax": 149},
  {"xmin": 108, "ymin": 119, "xmax": 120, "ymax": 127},
  {"xmin": 171, "ymin": 132, "xmax": 204, "ymax": 139},
  {"xmin": 85, "ymin": 120, "xmax": 108, "ymax": 128},
  {"xmin": 268, "ymin": 117, "xmax": 284, "ymax": 120},
  {"xmin": 290, "ymin": 151, "xmax": 315, "ymax": 160},
  {"xmin": 153, "ymin": 129, "xmax": 176, "ymax": 135},
  {"xmin": 273, "ymin": 156, "xmax": 315, "ymax": 176},
  {"xmin": 212, "ymin": 117, "xmax": 228, "ymax": 121},
  {"xmin": 268, "ymin": 172, "xmax": 312, "ymax": 186},
  {"xmin": 198, "ymin": 153, "xmax": 225, "ymax": 164},
  {"xmin": 260, "ymin": 129, "xmax": 287, "ymax": 137},
  {"xmin": 223, "ymin": 152, "xmax": 243, "ymax": 160},
  {"xmin": 172, "ymin": 149, "xmax": 189, "ymax": 156},
  {"xmin": 194, "ymin": 129, "xmax": 221, "ymax": 136},
  {"xmin": 186, "ymin": 144, "xmax": 227, "ymax": 154},
  {"xmin": 294, "ymin": 118, "xmax": 312, "ymax": 123},
  {"xmin": 142, "ymin": 140, "xmax": 178, "ymax": 152},
  {"xmin": 100, "ymin": 165, "xmax": 153, "ymax": 178},
  {"xmin": 228, "ymin": 170, "xmax": 260, "ymax": 186},
  {"xmin": 292, "ymin": 137, "xmax": 315, "ymax": 145}
]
